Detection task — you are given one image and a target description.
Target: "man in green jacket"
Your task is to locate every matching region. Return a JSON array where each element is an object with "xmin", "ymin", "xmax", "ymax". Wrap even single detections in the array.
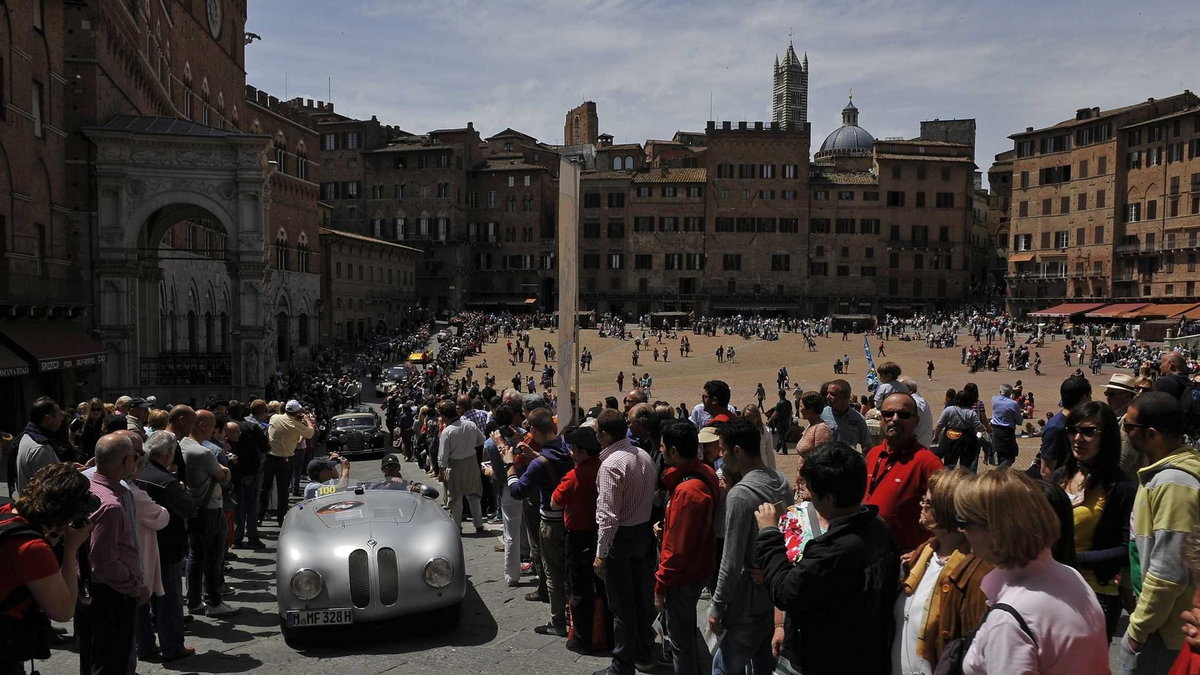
[{"xmin": 1123, "ymin": 391, "xmax": 1200, "ymax": 674}]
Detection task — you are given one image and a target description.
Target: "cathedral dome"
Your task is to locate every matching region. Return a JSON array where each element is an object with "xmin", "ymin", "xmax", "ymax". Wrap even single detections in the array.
[{"xmin": 817, "ymin": 97, "xmax": 874, "ymax": 156}]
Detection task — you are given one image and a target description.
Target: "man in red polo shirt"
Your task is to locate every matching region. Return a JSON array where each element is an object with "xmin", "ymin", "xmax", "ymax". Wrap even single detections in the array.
[
  {"xmin": 551, "ymin": 425, "xmax": 605, "ymax": 654},
  {"xmin": 702, "ymin": 380, "xmax": 736, "ymax": 426},
  {"xmin": 864, "ymin": 392, "xmax": 942, "ymax": 553},
  {"xmin": 654, "ymin": 419, "xmax": 719, "ymax": 675}
]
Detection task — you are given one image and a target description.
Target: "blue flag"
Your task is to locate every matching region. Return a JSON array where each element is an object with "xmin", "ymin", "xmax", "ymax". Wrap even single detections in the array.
[{"xmin": 864, "ymin": 335, "xmax": 879, "ymax": 393}]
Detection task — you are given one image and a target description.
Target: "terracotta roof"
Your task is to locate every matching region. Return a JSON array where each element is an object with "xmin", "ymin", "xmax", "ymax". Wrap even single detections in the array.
[
  {"xmin": 1009, "ymin": 98, "xmax": 1182, "ymax": 138},
  {"xmin": 581, "ymin": 170, "xmax": 633, "ymax": 181},
  {"xmin": 631, "ymin": 168, "xmax": 706, "ymax": 183},
  {"xmin": 604, "ymin": 143, "xmax": 644, "ymax": 151},
  {"xmin": 874, "ymin": 153, "xmax": 975, "ymax": 164},
  {"xmin": 319, "ymin": 228, "xmax": 423, "ymax": 253},
  {"xmin": 480, "ymin": 159, "xmax": 547, "ymax": 172},
  {"xmin": 885, "ymin": 138, "xmax": 971, "ymax": 147},
  {"xmin": 429, "ymin": 127, "xmax": 472, "ymax": 135},
  {"xmin": 91, "ymin": 115, "xmax": 257, "ymax": 137},
  {"xmin": 486, "ymin": 127, "xmax": 537, "ymax": 141},
  {"xmin": 1121, "ymin": 106, "xmax": 1200, "ymax": 130},
  {"xmin": 810, "ymin": 171, "xmax": 878, "ymax": 186}
]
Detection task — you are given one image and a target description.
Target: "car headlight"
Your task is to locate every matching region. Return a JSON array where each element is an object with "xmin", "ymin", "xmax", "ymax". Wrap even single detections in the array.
[
  {"xmin": 291, "ymin": 568, "xmax": 323, "ymax": 600},
  {"xmin": 424, "ymin": 557, "xmax": 453, "ymax": 588}
]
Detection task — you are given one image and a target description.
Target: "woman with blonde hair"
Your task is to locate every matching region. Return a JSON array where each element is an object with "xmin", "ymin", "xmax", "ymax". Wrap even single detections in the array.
[
  {"xmin": 891, "ymin": 468, "xmax": 992, "ymax": 674},
  {"xmin": 954, "ymin": 469, "xmax": 1107, "ymax": 674},
  {"xmin": 741, "ymin": 403, "xmax": 776, "ymax": 471}
]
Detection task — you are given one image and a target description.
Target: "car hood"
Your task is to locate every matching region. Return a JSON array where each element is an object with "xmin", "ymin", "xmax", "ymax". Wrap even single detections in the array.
[{"xmin": 287, "ymin": 490, "xmax": 436, "ymax": 535}]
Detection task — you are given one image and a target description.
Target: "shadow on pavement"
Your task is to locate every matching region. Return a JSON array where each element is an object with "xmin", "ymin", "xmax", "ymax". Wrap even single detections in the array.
[
  {"xmin": 158, "ymin": 650, "xmax": 263, "ymax": 673},
  {"xmin": 283, "ymin": 582, "xmax": 498, "ymax": 656}
]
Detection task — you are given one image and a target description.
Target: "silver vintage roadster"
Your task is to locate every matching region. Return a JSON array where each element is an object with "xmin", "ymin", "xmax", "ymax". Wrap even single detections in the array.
[{"xmin": 275, "ymin": 482, "xmax": 465, "ymax": 643}]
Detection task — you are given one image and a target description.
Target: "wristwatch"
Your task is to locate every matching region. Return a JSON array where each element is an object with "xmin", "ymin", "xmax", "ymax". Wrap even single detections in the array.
[{"xmin": 504, "ymin": 461, "xmax": 514, "ymax": 469}]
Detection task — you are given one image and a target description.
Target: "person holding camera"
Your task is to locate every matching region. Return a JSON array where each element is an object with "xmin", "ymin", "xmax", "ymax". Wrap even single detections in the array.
[
  {"xmin": 0, "ymin": 462, "xmax": 95, "ymax": 675},
  {"xmin": 260, "ymin": 400, "xmax": 316, "ymax": 527}
]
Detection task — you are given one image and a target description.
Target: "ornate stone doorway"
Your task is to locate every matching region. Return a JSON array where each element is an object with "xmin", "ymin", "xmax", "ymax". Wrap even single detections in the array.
[{"xmin": 85, "ymin": 116, "xmax": 271, "ymax": 401}]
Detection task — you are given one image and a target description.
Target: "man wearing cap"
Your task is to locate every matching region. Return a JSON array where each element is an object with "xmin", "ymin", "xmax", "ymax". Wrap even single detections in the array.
[
  {"xmin": 989, "ymin": 384, "xmax": 1023, "ymax": 467},
  {"xmin": 1104, "ymin": 373, "xmax": 1146, "ymax": 480},
  {"xmin": 303, "ymin": 453, "xmax": 351, "ymax": 500},
  {"xmin": 260, "ymin": 400, "xmax": 316, "ymax": 527},
  {"xmin": 123, "ymin": 397, "xmax": 151, "ymax": 440}
]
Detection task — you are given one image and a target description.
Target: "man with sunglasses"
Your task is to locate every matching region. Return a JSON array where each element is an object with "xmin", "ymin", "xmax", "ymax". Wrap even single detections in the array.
[
  {"xmin": 862, "ymin": 393, "xmax": 942, "ymax": 553},
  {"xmin": 1122, "ymin": 391, "xmax": 1200, "ymax": 674}
]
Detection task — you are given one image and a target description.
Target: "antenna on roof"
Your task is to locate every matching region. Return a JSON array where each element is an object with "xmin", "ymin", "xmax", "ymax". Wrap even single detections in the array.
[{"xmin": 328, "ymin": 76, "xmax": 332, "ymax": 105}]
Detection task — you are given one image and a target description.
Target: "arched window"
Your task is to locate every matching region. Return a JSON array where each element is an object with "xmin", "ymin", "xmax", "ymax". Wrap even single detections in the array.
[
  {"xmin": 275, "ymin": 231, "xmax": 288, "ymax": 271},
  {"xmin": 624, "ymin": 155, "xmax": 634, "ymax": 170},
  {"xmin": 297, "ymin": 234, "xmax": 309, "ymax": 273},
  {"xmin": 612, "ymin": 156, "xmax": 622, "ymax": 170},
  {"xmin": 200, "ymin": 78, "xmax": 211, "ymax": 125},
  {"xmin": 296, "ymin": 141, "xmax": 308, "ymax": 180},
  {"xmin": 230, "ymin": 105, "xmax": 239, "ymax": 130},
  {"xmin": 186, "ymin": 311, "xmax": 198, "ymax": 352},
  {"xmin": 298, "ymin": 313, "xmax": 310, "ymax": 347},
  {"xmin": 204, "ymin": 312, "xmax": 215, "ymax": 353},
  {"xmin": 182, "ymin": 64, "xmax": 193, "ymax": 119},
  {"xmin": 274, "ymin": 133, "xmax": 287, "ymax": 174},
  {"xmin": 219, "ymin": 312, "xmax": 229, "ymax": 352}
]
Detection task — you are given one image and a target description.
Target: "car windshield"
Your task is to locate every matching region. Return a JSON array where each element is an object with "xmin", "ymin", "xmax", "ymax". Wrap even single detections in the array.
[{"xmin": 334, "ymin": 416, "xmax": 374, "ymax": 429}]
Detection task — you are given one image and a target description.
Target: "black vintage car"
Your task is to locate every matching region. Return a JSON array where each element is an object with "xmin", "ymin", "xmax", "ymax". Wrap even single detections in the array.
[{"xmin": 325, "ymin": 410, "xmax": 388, "ymax": 457}]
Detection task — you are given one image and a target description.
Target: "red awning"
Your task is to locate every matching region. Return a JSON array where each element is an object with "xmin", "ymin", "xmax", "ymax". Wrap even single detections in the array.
[
  {"xmin": 0, "ymin": 323, "xmax": 107, "ymax": 372},
  {"xmin": 1027, "ymin": 302, "xmax": 1106, "ymax": 318},
  {"xmin": 1123, "ymin": 303, "xmax": 1200, "ymax": 319},
  {"xmin": 1084, "ymin": 303, "xmax": 1149, "ymax": 319},
  {"xmin": 1008, "ymin": 252, "xmax": 1037, "ymax": 263}
]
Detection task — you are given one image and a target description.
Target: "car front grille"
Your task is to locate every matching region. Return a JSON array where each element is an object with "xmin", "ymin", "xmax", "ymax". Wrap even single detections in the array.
[
  {"xmin": 378, "ymin": 547, "xmax": 398, "ymax": 606},
  {"xmin": 348, "ymin": 549, "xmax": 371, "ymax": 608},
  {"xmin": 343, "ymin": 434, "xmax": 365, "ymax": 453}
]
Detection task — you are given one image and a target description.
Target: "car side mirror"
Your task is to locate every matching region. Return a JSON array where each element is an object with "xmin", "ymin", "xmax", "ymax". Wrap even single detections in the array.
[{"xmin": 416, "ymin": 483, "xmax": 439, "ymax": 500}]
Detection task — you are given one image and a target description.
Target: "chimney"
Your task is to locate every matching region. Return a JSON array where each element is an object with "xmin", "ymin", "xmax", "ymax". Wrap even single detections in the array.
[{"xmin": 467, "ymin": 122, "xmax": 474, "ymax": 130}]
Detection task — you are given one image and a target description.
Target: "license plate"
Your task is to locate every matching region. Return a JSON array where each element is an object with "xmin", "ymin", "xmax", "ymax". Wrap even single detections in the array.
[{"xmin": 285, "ymin": 608, "xmax": 353, "ymax": 627}]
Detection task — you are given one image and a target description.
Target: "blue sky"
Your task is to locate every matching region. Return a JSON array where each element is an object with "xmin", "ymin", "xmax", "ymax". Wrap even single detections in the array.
[{"xmin": 247, "ymin": 0, "xmax": 1200, "ymax": 183}]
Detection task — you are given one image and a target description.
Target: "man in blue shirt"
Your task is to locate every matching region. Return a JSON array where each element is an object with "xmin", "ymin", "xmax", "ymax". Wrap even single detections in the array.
[
  {"xmin": 989, "ymin": 384, "xmax": 1023, "ymax": 467},
  {"xmin": 821, "ymin": 379, "xmax": 872, "ymax": 452},
  {"xmin": 1039, "ymin": 375, "xmax": 1092, "ymax": 479}
]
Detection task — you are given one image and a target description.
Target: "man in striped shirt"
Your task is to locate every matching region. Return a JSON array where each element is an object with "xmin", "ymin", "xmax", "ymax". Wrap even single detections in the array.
[
  {"xmin": 81, "ymin": 432, "xmax": 146, "ymax": 673},
  {"xmin": 592, "ymin": 409, "xmax": 656, "ymax": 675}
]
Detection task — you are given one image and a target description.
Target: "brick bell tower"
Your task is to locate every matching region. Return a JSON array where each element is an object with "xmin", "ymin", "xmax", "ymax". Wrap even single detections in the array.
[{"xmin": 772, "ymin": 42, "xmax": 808, "ymax": 126}]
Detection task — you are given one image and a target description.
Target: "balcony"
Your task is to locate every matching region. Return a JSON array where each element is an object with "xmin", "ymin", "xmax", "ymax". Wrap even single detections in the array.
[{"xmin": 140, "ymin": 353, "xmax": 232, "ymax": 386}]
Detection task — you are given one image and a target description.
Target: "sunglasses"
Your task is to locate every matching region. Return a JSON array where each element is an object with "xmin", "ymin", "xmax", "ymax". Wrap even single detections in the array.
[
  {"xmin": 1065, "ymin": 425, "xmax": 1100, "ymax": 438},
  {"xmin": 955, "ymin": 515, "xmax": 982, "ymax": 530},
  {"xmin": 880, "ymin": 410, "xmax": 914, "ymax": 420},
  {"xmin": 1121, "ymin": 421, "xmax": 1148, "ymax": 432}
]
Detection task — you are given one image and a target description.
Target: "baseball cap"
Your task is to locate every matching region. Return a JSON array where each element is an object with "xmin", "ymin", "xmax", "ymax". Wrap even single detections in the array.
[
  {"xmin": 563, "ymin": 426, "xmax": 600, "ymax": 453},
  {"xmin": 522, "ymin": 394, "xmax": 547, "ymax": 411},
  {"xmin": 127, "ymin": 397, "xmax": 151, "ymax": 410},
  {"xmin": 381, "ymin": 454, "xmax": 401, "ymax": 468},
  {"xmin": 285, "ymin": 400, "xmax": 304, "ymax": 413},
  {"xmin": 306, "ymin": 458, "xmax": 338, "ymax": 481},
  {"xmin": 114, "ymin": 395, "xmax": 133, "ymax": 409},
  {"xmin": 697, "ymin": 426, "xmax": 720, "ymax": 444}
]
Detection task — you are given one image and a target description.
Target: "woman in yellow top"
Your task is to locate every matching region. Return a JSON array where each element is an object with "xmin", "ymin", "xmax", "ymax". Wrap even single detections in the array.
[{"xmin": 1053, "ymin": 400, "xmax": 1136, "ymax": 640}]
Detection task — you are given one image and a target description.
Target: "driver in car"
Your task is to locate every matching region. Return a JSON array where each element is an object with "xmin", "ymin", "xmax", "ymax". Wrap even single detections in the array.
[{"xmin": 303, "ymin": 453, "xmax": 351, "ymax": 499}]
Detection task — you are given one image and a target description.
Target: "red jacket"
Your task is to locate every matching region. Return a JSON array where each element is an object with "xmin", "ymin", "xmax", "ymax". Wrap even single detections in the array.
[
  {"xmin": 863, "ymin": 437, "xmax": 941, "ymax": 552},
  {"xmin": 655, "ymin": 459, "xmax": 720, "ymax": 596},
  {"xmin": 551, "ymin": 455, "xmax": 600, "ymax": 531},
  {"xmin": 1170, "ymin": 644, "xmax": 1200, "ymax": 675}
]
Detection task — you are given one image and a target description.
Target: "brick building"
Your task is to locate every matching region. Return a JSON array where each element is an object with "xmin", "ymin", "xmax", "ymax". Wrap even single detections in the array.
[
  {"xmin": 319, "ymin": 228, "xmax": 420, "ymax": 341},
  {"xmin": 1001, "ymin": 92, "xmax": 1200, "ymax": 315},
  {"xmin": 0, "ymin": 1, "xmax": 345, "ymax": 429}
]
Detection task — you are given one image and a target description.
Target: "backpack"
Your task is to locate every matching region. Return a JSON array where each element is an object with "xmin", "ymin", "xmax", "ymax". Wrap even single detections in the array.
[
  {"xmin": 933, "ymin": 602, "xmax": 1036, "ymax": 675},
  {"xmin": 1180, "ymin": 378, "xmax": 1200, "ymax": 441},
  {"xmin": 0, "ymin": 515, "xmax": 55, "ymax": 665}
]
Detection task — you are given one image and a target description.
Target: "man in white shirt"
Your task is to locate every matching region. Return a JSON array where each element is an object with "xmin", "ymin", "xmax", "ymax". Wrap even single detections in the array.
[
  {"xmin": 436, "ymin": 400, "xmax": 487, "ymax": 534},
  {"xmin": 898, "ymin": 376, "xmax": 934, "ymax": 448}
]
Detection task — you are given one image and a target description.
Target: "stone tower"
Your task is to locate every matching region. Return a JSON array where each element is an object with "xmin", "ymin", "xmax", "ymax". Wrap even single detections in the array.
[
  {"xmin": 772, "ymin": 42, "xmax": 808, "ymax": 127},
  {"xmin": 564, "ymin": 101, "xmax": 599, "ymax": 146}
]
